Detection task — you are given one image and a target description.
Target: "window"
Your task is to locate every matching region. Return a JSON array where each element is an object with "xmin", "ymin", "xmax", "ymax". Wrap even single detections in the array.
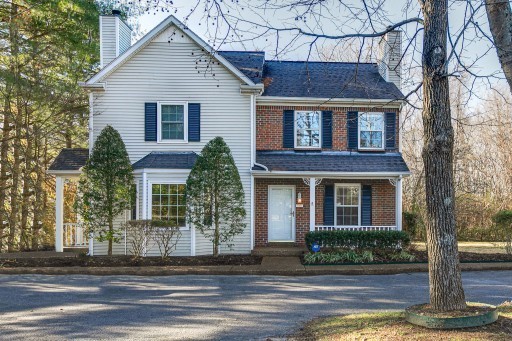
[
  {"xmin": 295, "ymin": 111, "xmax": 321, "ymax": 148},
  {"xmin": 130, "ymin": 184, "xmax": 137, "ymax": 220},
  {"xmin": 335, "ymin": 185, "xmax": 360, "ymax": 226},
  {"xmin": 359, "ymin": 112, "xmax": 384, "ymax": 149},
  {"xmin": 158, "ymin": 102, "xmax": 187, "ymax": 142},
  {"xmin": 151, "ymin": 184, "xmax": 187, "ymax": 227}
]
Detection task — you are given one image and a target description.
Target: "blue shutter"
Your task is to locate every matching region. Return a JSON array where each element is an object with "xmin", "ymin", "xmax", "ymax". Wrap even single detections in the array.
[
  {"xmin": 144, "ymin": 103, "xmax": 157, "ymax": 142},
  {"xmin": 188, "ymin": 103, "xmax": 201, "ymax": 142},
  {"xmin": 321, "ymin": 111, "xmax": 333, "ymax": 149},
  {"xmin": 347, "ymin": 111, "xmax": 358, "ymax": 150},
  {"xmin": 361, "ymin": 185, "xmax": 372, "ymax": 225},
  {"xmin": 323, "ymin": 184, "xmax": 334, "ymax": 225},
  {"xmin": 385, "ymin": 112, "xmax": 396, "ymax": 150},
  {"xmin": 283, "ymin": 110, "xmax": 294, "ymax": 148}
]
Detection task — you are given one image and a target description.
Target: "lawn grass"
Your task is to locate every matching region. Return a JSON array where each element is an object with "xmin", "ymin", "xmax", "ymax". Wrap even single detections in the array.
[
  {"xmin": 293, "ymin": 302, "xmax": 512, "ymax": 340},
  {"xmin": 412, "ymin": 241, "xmax": 508, "ymax": 254}
]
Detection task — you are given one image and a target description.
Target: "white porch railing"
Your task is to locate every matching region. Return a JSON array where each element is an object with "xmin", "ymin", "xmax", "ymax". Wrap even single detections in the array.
[
  {"xmin": 315, "ymin": 225, "xmax": 398, "ymax": 231},
  {"xmin": 63, "ymin": 223, "xmax": 88, "ymax": 247}
]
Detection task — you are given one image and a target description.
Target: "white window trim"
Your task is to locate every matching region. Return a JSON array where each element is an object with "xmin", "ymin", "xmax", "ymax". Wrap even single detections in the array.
[
  {"xmin": 157, "ymin": 101, "xmax": 188, "ymax": 143},
  {"xmin": 148, "ymin": 181, "xmax": 190, "ymax": 231},
  {"xmin": 294, "ymin": 110, "xmax": 322, "ymax": 149},
  {"xmin": 334, "ymin": 183, "xmax": 361, "ymax": 226},
  {"xmin": 358, "ymin": 112, "xmax": 385, "ymax": 151}
]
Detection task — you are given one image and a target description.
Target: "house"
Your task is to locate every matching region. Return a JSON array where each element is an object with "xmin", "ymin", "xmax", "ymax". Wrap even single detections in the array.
[{"xmin": 48, "ymin": 12, "xmax": 410, "ymax": 256}]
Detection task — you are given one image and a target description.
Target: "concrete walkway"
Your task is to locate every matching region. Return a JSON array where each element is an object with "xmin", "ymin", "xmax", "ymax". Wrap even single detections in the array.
[{"xmin": 1, "ymin": 256, "xmax": 512, "ymax": 276}]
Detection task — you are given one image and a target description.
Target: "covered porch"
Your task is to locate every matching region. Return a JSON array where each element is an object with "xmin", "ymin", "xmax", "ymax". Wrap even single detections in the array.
[
  {"xmin": 252, "ymin": 151, "xmax": 410, "ymax": 247},
  {"xmin": 48, "ymin": 148, "xmax": 90, "ymax": 252}
]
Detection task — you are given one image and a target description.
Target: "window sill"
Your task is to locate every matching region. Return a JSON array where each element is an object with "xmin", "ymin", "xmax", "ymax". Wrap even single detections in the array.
[
  {"xmin": 357, "ymin": 148, "xmax": 385, "ymax": 152},
  {"xmin": 156, "ymin": 140, "xmax": 189, "ymax": 144}
]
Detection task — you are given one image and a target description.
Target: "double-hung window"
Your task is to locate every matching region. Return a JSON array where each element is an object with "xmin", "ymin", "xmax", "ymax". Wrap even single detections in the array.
[
  {"xmin": 359, "ymin": 112, "xmax": 384, "ymax": 150},
  {"xmin": 151, "ymin": 184, "xmax": 187, "ymax": 228},
  {"xmin": 335, "ymin": 184, "xmax": 360, "ymax": 226},
  {"xmin": 158, "ymin": 102, "xmax": 187, "ymax": 142},
  {"xmin": 295, "ymin": 111, "xmax": 321, "ymax": 148}
]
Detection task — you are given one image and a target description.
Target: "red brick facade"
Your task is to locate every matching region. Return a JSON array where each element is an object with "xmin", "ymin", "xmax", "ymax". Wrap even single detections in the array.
[
  {"xmin": 255, "ymin": 178, "xmax": 396, "ymax": 247},
  {"xmin": 256, "ymin": 105, "xmax": 400, "ymax": 151}
]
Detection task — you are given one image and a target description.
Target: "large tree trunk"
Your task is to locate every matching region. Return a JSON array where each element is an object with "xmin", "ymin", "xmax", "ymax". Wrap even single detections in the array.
[
  {"xmin": 421, "ymin": 0, "xmax": 466, "ymax": 311},
  {"xmin": 486, "ymin": 0, "xmax": 512, "ymax": 92}
]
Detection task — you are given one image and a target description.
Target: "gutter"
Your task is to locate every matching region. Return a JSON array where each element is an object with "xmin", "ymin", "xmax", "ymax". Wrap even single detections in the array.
[
  {"xmin": 251, "ymin": 170, "xmax": 411, "ymax": 178},
  {"xmin": 256, "ymin": 96, "xmax": 404, "ymax": 108},
  {"xmin": 78, "ymin": 82, "xmax": 106, "ymax": 92}
]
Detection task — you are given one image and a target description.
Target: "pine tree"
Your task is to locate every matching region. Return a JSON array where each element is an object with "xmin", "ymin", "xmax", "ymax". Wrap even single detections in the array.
[
  {"xmin": 75, "ymin": 125, "xmax": 133, "ymax": 256},
  {"xmin": 186, "ymin": 137, "xmax": 246, "ymax": 256}
]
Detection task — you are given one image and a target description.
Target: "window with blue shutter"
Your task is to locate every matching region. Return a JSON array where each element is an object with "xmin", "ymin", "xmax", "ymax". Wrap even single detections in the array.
[
  {"xmin": 347, "ymin": 111, "xmax": 358, "ymax": 149},
  {"xmin": 283, "ymin": 110, "xmax": 294, "ymax": 148},
  {"xmin": 385, "ymin": 112, "xmax": 396, "ymax": 150},
  {"xmin": 323, "ymin": 184, "xmax": 335, "ymax": 225},
  {"xmin": 361, "ymin": 185, "xmax": 372, "ymax": 225},
  {"xmin": 322, "ymin": 111, "xmax": 333, "ymax": 149},
  {"xmin": 145, "ymin": 102, "xmax": 157, "ymax": 142},
  {"xmin": 188, "ymin": 103, "xmax": 201, "ymax": 142}
]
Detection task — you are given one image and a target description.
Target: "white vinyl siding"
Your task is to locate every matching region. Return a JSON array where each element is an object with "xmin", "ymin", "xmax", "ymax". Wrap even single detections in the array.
[
  {"xmin": 118, "ymin": 19, "xmax": 132, "ymax": 55},
  {"xmin": 100, "ymin": 16, "xmax": 117, "ymax": 68},
  {"xmin": 91, "ymin": 25, "xmax": 252, "ymax": 256}
]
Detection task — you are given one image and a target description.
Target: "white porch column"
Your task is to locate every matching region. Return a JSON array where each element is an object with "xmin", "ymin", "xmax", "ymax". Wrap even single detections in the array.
[
  {"xmin": 309, "ymin": 177, "xmax": 316, "ymax": 231},
  {"xmin": 55, "ymin": 176, "xmax": 64, "ymax": 252},
  {"xmin": 396, "ymin": 177, "xmax": 403, "ymax": 230}
]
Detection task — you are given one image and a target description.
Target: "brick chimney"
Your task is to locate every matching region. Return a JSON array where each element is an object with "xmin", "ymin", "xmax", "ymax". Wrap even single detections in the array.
[
  {"xmin": 100, "ymin": 10, "xmax": 132, "ymax": 68},
  {"xmin": 377, "ymin": 30, "xmax": 402, "ymax": 90}
]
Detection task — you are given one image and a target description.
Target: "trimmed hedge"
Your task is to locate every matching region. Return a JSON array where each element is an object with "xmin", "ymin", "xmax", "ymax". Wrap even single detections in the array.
[{"xmin": 305, "ymin": 230, "xmax": 411, "ymax": 251}]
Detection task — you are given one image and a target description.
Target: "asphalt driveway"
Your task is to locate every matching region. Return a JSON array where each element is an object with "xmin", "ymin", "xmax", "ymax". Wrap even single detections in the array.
[{"xmin": 0, "ymin": 272, "xmax": 510, "ymax": 340}]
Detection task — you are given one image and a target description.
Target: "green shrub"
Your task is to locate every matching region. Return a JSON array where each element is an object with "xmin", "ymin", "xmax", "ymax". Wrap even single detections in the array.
[
  {"xmin": 389, "ymin": 250, "xmax": 416, "ymax": 262},
  {"xmin": 305, "ymin": 230, "xmax": 410, "ymax": 252},
  {"xmin": 403, "ymin": 211, "xmax": 424, "ymax": 239},
  {"xmin": 303, "ymin": 250, "xmax": 375, "ymax": 264},
  {"xmin": 493, "ymin": 210, "xmax": 512, "ymax": 254}
]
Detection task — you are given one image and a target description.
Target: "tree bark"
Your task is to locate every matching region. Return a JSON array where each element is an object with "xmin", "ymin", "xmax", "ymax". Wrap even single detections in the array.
[
  {"xmin": 421, "ymin": 0, "xmax": 466, "ymax": 311},
  {"xmin": 486, "ymin": 0, "xmax": 512, "ymax": 92}
]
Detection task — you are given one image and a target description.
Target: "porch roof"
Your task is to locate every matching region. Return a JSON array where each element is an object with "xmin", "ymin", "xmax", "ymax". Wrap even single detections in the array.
[
  {"xmin": 48, "ymin": 148, "xmax": 89, "ymax": 173},
  {"xmin": 132, "ymin": 151, "xmax": 198, "ymax": 170},
  {"xmin": 253, "ymin": 151, "xmax": 410, "ymax": 174}
]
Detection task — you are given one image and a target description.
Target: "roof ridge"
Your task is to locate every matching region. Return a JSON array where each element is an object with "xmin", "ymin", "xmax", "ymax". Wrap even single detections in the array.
[{"xmin": 265, "ymin": 60, "xmax": 377, "ymax": 65}]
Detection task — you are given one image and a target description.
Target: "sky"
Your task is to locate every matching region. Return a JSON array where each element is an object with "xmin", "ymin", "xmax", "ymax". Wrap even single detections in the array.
[{"xmin": 130, "ymin": 1, "xmax": 507, "ymax": 107}]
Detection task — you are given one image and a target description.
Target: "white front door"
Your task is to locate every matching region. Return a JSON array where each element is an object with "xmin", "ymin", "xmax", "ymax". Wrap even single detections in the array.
[{"xmin": 268, "ymin": 186, "xmax": 295, "ymax": 242}]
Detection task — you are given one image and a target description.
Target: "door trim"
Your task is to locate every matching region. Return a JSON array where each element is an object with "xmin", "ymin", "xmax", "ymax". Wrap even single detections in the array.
[{"xmin": 268, "ymin": 185, "xmax": 296, "ymax": 242}]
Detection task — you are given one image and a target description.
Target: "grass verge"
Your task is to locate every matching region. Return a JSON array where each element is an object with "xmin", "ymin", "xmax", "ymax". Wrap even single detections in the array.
[{"xmin": 292, "ymin": 302, "xmax": 512, "ymax": 340}]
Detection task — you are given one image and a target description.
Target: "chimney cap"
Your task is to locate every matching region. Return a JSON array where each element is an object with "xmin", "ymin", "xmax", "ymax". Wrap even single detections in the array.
[{"xmin": 112, "ymin": 9, "xmax": 122, "ymax": 16}]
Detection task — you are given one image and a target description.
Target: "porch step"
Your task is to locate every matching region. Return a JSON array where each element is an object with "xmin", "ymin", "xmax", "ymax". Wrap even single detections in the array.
[
  {"xmin": 252, "ymin": 246, "xmax": 307, "ymax": 257},
  {"xmin": 63, "ymin": 247, "xmax": 88, "ymax": 254}
]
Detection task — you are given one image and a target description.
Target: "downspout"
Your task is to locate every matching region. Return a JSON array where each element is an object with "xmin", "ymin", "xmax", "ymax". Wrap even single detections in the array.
[
  {"xmin": 88, "ymin": 92, "xmax": 94, "ymax": 256},
  {"xmin": 250, "ymin": 93, "xmax": 255, "ymax": 250}
]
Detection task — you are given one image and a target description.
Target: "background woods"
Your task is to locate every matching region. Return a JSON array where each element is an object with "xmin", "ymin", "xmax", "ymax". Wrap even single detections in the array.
[{"xmin": 0, "ymin": 0, "xmax": 115, "ymax": 252}]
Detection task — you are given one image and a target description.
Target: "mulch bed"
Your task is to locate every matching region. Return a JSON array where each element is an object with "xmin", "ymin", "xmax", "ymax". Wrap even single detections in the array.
[
  {"xmin": 407, "ymin": 302, "xmax": 495, "ymax": 318},
  {"xmin": 0, "ymin": 255, "xmax": 262, "ymax": 268}
]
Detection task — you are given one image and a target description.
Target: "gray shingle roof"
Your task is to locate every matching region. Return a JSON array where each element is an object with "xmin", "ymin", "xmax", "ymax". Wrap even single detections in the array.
[
  {"xmin": 255, "ymin": 151, "xmax": 410, "ymax": 173},
  {"xmin": 262, "ymin": 61, "xmax": 403, "ymax": 99},
  {"xmin": 219, "ymin": 51, "xmax": 265, "ymax": 84},
  {"xmin": 220, "ymin": 50, "xmax": 403, "ymax": 99},
  {"xmin": 132, "ymin": 152, "xmax": 198, "ymax": 170},
  {"xmin": 49, "ymin": 148, "xmax": 89, "ymax": 171}
]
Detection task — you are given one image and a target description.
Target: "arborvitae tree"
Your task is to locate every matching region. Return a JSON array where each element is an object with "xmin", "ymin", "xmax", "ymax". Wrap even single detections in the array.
[
  {"xmin": 186, "ymin": 137, "xmax": 246, "ymax": 257},
  {"xmin": 75, "ymin": 126, "xmax": 133, "ymax": 256}
]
